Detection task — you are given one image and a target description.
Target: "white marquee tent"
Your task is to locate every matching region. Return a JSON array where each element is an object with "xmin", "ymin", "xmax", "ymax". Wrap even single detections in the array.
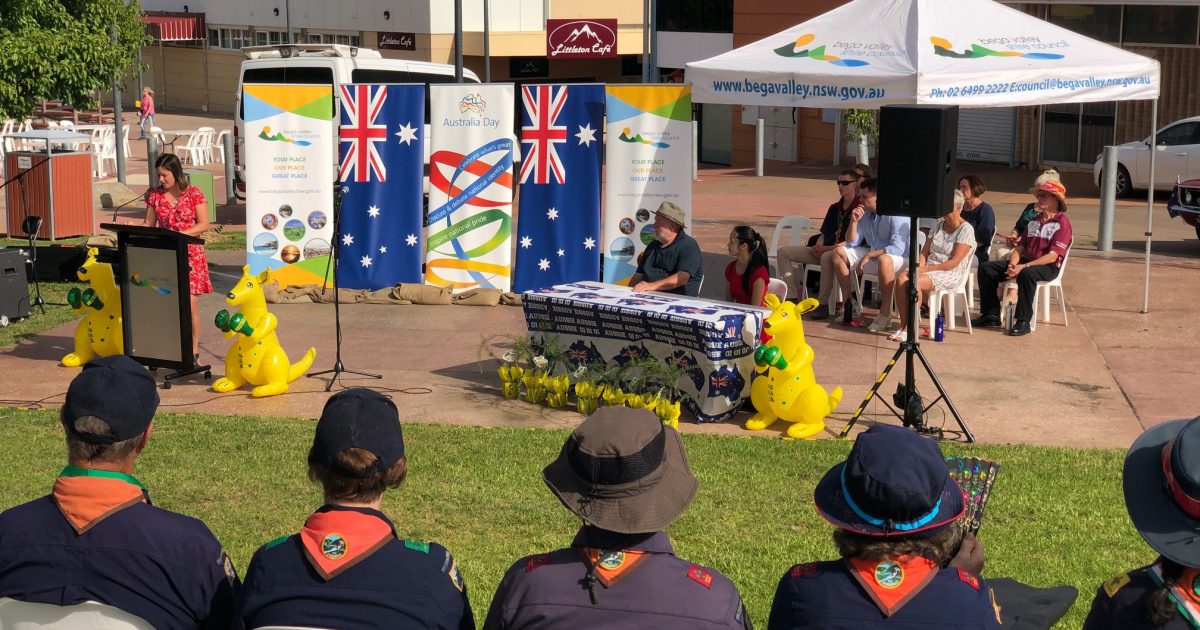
[{"xmin": 687, "ymin": 0, "xmax": 1163, "ymax": 311}]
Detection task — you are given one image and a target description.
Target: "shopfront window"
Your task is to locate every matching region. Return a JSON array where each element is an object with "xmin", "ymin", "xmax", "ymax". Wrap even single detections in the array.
[
  {"xmin": 1123, "ymin": 5, "xmax": 1199, "ymax": 45},
  {"xmin": 1047, "ymin": 5, "xmax": 1121, "ymax": 42},
  {"xmin": 657, "ymin": 0, "xmax": 733, "ymax": 33}
]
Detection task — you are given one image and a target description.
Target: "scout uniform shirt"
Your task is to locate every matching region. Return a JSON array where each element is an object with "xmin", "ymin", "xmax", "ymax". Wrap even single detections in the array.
[
  {"xmin": 0, "ymin": 466, "xmax": 238, "ymax": 630},
  {"xmin": 1083, "ymin": 563, "xmax": 1200, "ymax": 629},
  {"xmin": 238, "ymin": 504, "xmax": 474, "ymax": 630},
  {"xmin": 484, "ymin": 526, "xmax": 752, "ymax": 629},
  {"xmin": 768, "ymin": 557, "xmax": 1002, "ymax": 629}
]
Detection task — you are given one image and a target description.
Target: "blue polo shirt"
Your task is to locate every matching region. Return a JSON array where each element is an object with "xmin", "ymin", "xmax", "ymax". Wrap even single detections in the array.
[
  {"xmin": 0, "ymin": 467, "xmax": 238, "ymax": 630},
  {"xmin": 852, "ymin": 212, "xmax": 910, "ymax": 257},
  {"xmin": 238, "ymin": 504, "xmax": 475, "ymax": 630}
]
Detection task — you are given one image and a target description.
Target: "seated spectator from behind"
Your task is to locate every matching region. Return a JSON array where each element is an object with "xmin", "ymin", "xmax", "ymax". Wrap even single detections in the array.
[
  {"xmin": 1084, "ymin": 415, "xmax": 1200, "ymax": 629},
  {"xmin": 238, "ymin": 388, "xmax": 474, "ymax": 630},
  {"xmin": 485, "ymin": 407, "xmax": 752, "ymax": 629},
  {"xmin": 725, "ymin": 225, "xmax": 770, "ymax": 307},
  {"xmin": 958, "ymin": 174, "xmax": 996, "ymax": 264},
  {"xmin": 631, "ymin": 201, "xmax": 704, "ymax": 297},
  {"xmin": 832, "ymin": 178, "xmax": 908, "ymax": 332},
  {"xmin": 973, "ymin": 180, "xmax": 1072, "ymax": 337},
  {"xmin": 0, "ymin": 355, "xmax": 238, "ymax": 629},
  {"xmin": 775, "ymin": 169, "xmax": 862, "ymax": 319},
  {"xmin": 769, "ymin": 425, "xmax": 1001, "ymax": 629}
]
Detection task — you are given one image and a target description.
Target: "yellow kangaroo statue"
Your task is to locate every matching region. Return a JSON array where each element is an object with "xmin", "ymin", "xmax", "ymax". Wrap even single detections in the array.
[
  {"xmin": 62, "ymin": 248, "xmax": 123, "ymax": 367},
  {"xmin": 745, "ymin": 295, "xmax": 842, "ymax": 439},
  {"xmin": 212, "ymin": 266, "xmax": 316, "ymax": 397}
]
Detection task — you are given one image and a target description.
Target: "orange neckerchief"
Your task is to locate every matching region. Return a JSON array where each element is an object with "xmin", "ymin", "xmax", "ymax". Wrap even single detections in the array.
[
  {"xmin": 299, "ymin": 507, "xmax": 396, "ymax": 581},
  {"xmin": 52, "ymin": 467, "xmax": 147, "ymax": 535},
  {"xmin": 846, "ymin": 556, "xmax": 939, "ymax": 617},
  {"xmin": 577, "ymin": 548, "xmax": 650, "ymax": 587},
  {"xmin": 1149, "ymin": 562, "xmax": 1200, "ymax": 627}
]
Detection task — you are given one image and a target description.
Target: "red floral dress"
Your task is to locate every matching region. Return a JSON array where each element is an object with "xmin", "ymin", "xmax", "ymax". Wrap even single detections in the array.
[{"xmin": 145, "ymin": 185, "xmax": 213, "ymax": 295}]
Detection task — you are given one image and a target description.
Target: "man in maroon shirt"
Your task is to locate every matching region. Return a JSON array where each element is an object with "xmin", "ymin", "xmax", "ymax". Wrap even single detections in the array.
[{"xmin": 973, "ymin": 180, "xmax": 1072, "ymax": 336}]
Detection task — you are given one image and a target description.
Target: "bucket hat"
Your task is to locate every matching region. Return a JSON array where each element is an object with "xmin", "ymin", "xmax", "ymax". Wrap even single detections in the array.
[
  {"xmin": 814, "ymin": 425, "xmax": 965, "ymax": 537},
  {"xmin": 1123, "ymin": 417, "xmax": 1200, "ymax": 567},
  {"xmin": 1029, "ymin": 180, "xmax": 1068, "ymax": 211},
  {"xmin": 543, "ymin": 407, "xmax": 697, "ymax": 534},
  {"xmin": 653, "ymin": 201, "xmax": 687, "ymax": 229}
]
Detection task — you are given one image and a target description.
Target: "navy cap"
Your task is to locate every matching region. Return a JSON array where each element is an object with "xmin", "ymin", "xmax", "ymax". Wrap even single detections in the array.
[
  {"xmin": 309, "ymin": 389, "xmax": 405, "ymax": 478},
  {"xmin": 62, "ymin": 355, "xmax": 159, "ymax": 444},
  {"xmin": 814, "ymin": 425, "xmax": 964, "ymax": 537}
]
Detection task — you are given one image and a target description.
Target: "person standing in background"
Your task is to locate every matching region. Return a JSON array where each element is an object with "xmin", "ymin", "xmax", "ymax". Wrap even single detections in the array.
[{"xmin": 138, "ymin": 87, "xmax": 155, "ymax": 140}]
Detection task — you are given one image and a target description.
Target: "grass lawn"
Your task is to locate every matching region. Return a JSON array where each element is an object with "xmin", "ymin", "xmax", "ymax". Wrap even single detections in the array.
[{"xmin": 0, "ymin": 408, "xmax": 1148, "ymax": 627}]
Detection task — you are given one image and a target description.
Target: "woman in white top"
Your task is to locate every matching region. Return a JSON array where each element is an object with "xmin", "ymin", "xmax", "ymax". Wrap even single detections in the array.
[{"xmin": 888, "ymin": 190, "xmax": 975, "ymax": 342}]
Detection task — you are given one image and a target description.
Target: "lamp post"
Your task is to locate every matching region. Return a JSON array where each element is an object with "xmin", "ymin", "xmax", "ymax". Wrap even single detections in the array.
[
  {"xmin": 483, "ymin": 0, "xmax": 491, "ymax": 82},
  {"xmin": 454, "ymin": 0, "xmax": 464, "ymax": 82}
]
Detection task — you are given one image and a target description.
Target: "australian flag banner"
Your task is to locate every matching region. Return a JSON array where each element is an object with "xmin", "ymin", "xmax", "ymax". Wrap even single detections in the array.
[
  {"xmin": 336, "ymin": 83, "xmax": 425, "ymax": 289},
  {"xmin": 513, "ymin": 84, "xmax": 604, "ymax": 293}
]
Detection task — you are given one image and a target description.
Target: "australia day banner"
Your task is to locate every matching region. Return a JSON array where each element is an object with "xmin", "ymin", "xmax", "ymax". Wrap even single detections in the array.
[
  {"xmin": 514, "ymin": 84, "xmax": 604, "ymax": 293},
  {"xmin": 243, "ymin": 84, "xmax": 335, "ymax": 287},
  {"xmin": 337, "ymin": 84, "xmax": 425, "ymax": 290},
  {"xmin": 602, "ymin": 85, "xmax": 692, "ymax": 285},
  {"xmin": 426, "ymin": 84, "xmax": 515, "ymax": 293}
]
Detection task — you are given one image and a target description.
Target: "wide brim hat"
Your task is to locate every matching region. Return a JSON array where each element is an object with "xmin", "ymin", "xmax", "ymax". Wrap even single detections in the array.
[
  {"xmin": 814, "ymin": 425, "xmax": 965, "ymax": 537},
  {"xmin": 1123, "ymin": 417, "xmax": 1200, "ymax": 567},
  {"xmin": 543, "ymin": 406, "xmax": 698, "ymax": 534},
  {"xmin": 1029, "ymin": 180, "xmax": 1068, "ymax": 209},
  {"xmin": 653, "ymin": 201, "xmax": 688, "ymax": 228}
]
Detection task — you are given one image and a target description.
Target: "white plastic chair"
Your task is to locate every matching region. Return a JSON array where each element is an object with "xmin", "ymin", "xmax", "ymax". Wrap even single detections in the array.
[
  {"xmin": 966, "ymin": 242, "xmax": 994, "ymax": 311},
  {"xmin": 150, "ymin": 126, "xmax": 166, "ymax": 153},
  {"xmin": 1029, "ymin": 246, "xmax": 1071, "ymax": 331},
  {"xmin": 927, "ymin": 243, "xmax": 977, "ymax": 339},
  {"xmin": 766, "ymin": 277, "xmax": 788, "ymax": 301},
  {"xmin": 197, "ymin": 126, "xmax": 216, "ymax": 163},
  {"xmin": 768, "ymin": 215, "xmax": 811, "ymax": 275},
  {"xmin": 178, "ymin": 131, "xmax": 208, "ymax": 165},
  {"xmin": 0, "ymin": 598, "xmax": 154, "ymax": 629},
  {"xmin": 94, "ymin": 134, "xmax": 117, "ymax": 178},
  {"xmin": 121, "ymin": 124, "xmax": 130, "ymax": 158},
  {"xmin": 214, "ymin": 129, "xmax": 231, "ymax": 163}
]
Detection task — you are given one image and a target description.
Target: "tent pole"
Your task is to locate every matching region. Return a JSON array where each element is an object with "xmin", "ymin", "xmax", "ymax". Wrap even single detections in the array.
[{"xmin": 1142, "ymin": 97, "xmax": 1157, "ymax": 314}]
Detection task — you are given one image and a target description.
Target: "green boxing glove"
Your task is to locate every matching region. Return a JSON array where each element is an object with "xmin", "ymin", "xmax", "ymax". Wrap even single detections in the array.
[
  {"xmin": 214, "ymin": 309, "xmax": 231, "ymax": 332},
  {"xmin": 81, "ymin": 288, "xmax": 103, "ymax": 310},
  {"xmin": 755, "ymin": 345, "xmax": 780, "ymax": 367},
  {"xmin": 228, "ymin": 313, "xmax": 254, "ymax": 337},
  {"xmin": 67, "ymin": 287, "xmax": 82, "ymax": 309}
]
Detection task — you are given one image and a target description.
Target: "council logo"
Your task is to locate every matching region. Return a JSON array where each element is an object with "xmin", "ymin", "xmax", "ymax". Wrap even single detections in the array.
[
  {"xmin": 931, "ymin": 36, "xmax": 1064, "ymax": 60},
  {"xmin": 774, "ymin": 33, "xmax": 869, "ymax": 67},
  {"xmin": 617, "ymin": 128, "xmax": 670, "ymax": 149}
]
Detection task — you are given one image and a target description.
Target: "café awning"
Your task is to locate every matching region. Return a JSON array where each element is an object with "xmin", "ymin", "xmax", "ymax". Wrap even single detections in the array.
[{"xmin": 142, "ymin": 12, "xmax": 206, "ymax": 42}]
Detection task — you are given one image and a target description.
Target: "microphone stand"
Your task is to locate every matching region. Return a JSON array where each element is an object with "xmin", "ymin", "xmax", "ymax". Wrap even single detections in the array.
[{"xmin": 307, "ymin": 184, "xmax": 382, "ymax": 391}]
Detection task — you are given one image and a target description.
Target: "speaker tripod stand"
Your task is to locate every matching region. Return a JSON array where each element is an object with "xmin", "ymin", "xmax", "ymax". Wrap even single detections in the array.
[{"xmin": 839, "ymin": 221, "xmax": 974, "ymax": 442}]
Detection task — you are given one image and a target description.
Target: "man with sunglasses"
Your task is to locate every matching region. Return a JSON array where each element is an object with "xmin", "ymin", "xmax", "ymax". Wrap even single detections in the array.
[{"xmin": 775, "ymin": 169, "xmax": 862, "ymax": 319}]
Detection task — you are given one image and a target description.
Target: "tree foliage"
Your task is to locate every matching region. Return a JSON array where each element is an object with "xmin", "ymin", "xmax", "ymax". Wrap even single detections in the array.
[{"xmin": 0, "ymin": 0, "xmax": 148, "ymax": 120}]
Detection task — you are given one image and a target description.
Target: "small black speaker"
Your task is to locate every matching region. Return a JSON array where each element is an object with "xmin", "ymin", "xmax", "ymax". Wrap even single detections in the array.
[
  {"xmin": 32, "ymin": 245, "xmax": 88, "ymax": 282},
  {"xmin": 0, "ymin": 249, "xmax": 30, "ymax": 321},
  {"xmin": 877, "ymin": 105, "xmax": 959, "ymax": 218}
]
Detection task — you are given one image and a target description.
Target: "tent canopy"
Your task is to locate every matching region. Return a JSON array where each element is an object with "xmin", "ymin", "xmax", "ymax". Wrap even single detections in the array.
[{"xmin": 686, "ymin": 0, "xmax": 1159, "ymax": 108}]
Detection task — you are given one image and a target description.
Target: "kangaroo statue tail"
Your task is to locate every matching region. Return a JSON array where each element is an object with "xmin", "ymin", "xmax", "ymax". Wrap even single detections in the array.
[
  {"xmin": 827, "ymin": 386, "xmax": 844, "ymax": 415},
  {"xmin": 287, "ymin": 348, "xmax": 318, "ymax": 383}
]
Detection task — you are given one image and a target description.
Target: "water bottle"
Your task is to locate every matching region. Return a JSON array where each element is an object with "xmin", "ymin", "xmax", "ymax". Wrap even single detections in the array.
[{"xmin": 934, "ymin": 312, "xmax": 944, "ymax": 342}]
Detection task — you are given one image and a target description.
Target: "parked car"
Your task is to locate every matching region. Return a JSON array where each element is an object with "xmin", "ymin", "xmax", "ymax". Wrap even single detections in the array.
[
  {"xmin": 1094, "ymin": 115, "xmax": 1200, "ymax": 197},
  {"xmin": 1167, "ymin": 178, "xmax": 1200, "ymax": 239}
]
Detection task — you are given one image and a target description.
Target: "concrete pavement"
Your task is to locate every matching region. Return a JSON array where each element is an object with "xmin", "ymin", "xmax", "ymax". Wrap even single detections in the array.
[{"xmin": 1, "ymin": 109, "xmax": 1198, "ymax": 449}]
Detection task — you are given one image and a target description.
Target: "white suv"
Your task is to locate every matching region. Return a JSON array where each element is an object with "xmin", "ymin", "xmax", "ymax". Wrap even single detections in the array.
[{"xmin": 1094, "ymin": 116, "xmax": 1200, "ymax": 197}]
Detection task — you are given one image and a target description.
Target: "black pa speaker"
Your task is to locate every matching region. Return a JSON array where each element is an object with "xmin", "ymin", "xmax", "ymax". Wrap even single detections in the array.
[
  {"xmin": 877, "ymin": 105, "xmax": 959, "ymax": 218},
  {"xmin": 0, "ymin": 249, "xmax": 30, "ymax": 321}
]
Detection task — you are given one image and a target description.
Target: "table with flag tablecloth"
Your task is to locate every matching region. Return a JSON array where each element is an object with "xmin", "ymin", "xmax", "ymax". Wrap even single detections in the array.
[{"xmin": 522, "ymin": 281, "xmax": 766, "ymax": 423}]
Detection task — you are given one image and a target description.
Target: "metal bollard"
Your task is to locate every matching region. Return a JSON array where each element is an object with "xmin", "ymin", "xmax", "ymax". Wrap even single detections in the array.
[
  {"xmin": 145, "ymin": 137, "xmax": 159, "ymax": 180},
  {"xmin": 755, "ymin": 118, "xmax": 765, "ymax": 177},
  {"xmin": 223, "ymin": 133, "xmax": 235, "ymax": 202},
  {"xmin": 1098, "ymin": 146, "xmax": 1117, "ymax": 251}
]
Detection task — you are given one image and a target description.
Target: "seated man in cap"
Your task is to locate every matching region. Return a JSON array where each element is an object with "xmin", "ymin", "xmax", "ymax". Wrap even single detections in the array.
[
  {"xmin": 630, "ymin": 201, "xmax": 704, "ymax": 297},
  {"xmin": 1084, "ymin": 416, "xmax": 1200, "ymax": 629},
  {"xmin": 484, "ymin": 407, "xmax": 751, "ymax": 629},
  {"xmin": 769, "ymin": 425, "xmax": 1001, "ymax": 629},
  {"xmin": 238, "ymin": 388, "xmax": 474, "ymax": 630},
  {"xmin": 0, "ymin": 355, "xmax": 238, "ymax": 629}
]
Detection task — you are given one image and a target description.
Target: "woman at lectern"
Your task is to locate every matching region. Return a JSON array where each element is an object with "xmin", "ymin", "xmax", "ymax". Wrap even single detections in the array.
[{"xmin": 143, "ymin": 152, "xmax": 212, "ymax": 360}]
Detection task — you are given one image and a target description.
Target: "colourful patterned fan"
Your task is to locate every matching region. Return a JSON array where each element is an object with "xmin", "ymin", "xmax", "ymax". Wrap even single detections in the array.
[{"xmin": 945, "ymin": 456, "xmax": 1000, "ymax": 535}]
